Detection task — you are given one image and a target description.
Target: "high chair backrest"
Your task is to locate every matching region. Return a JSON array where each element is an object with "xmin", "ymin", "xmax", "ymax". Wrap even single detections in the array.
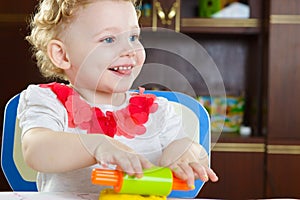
[
  {"xmin": 1, "ymin": 94, "xmax": 38, "ymax": 191},
  {"xmin": 1, "ymin": 90, "xmax": 210, "ymax": 198}
]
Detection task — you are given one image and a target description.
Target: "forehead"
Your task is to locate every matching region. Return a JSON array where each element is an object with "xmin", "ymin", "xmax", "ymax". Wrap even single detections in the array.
[{"xmin": 72, "ymin": 1, "xmax": 139, "ymax": 30}]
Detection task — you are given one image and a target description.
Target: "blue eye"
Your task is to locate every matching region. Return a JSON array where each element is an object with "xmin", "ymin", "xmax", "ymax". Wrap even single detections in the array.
[
  {"xmin": 101, "ymin": 37, "xmax": 115, "ymax": 43},
  {"xmin": 129, "ymin": 34, "xmax": 139, "ymax": 42}
]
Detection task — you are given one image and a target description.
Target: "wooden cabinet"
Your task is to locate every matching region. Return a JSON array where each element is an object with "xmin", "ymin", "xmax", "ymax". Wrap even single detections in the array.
[
  {"xmin": 199, "ymin": 135, "xmax": 265, "ymax": 199},
  {"xmin": 266, "ymin": 0, "xmax": 300, "ymax": 198}
]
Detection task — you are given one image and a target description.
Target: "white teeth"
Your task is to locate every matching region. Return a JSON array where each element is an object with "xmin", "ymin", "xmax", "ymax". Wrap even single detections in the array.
[{"xmin": 111, "ymin": 66, "xmax": 133, "ymax": 71}]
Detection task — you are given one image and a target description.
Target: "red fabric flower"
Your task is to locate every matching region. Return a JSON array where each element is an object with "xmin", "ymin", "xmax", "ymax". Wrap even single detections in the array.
[
  {"xmin": 65, "ymin": 94, "xmax": 93, "ymax": 128},
  {"xmin": 85, "ymin": 108, "xmax": 103, "ymax": 133},
  {"xmin": 97, "ymin": 110, "xmax": 117, "ymax": 138},
  {"xmin": 112, "ymin": 87, "xmax": 158, "ymax": 138},
  {"xmin": 39, "ymin": 83, "xmax": 157, "ymax": 139},
  {"xmin": 40, "ymin": 82, "xmax": 74, "ymax": 104},
  {"xmin": 129, "ymin": 87, "xmax": 158, "ymax": 125},
  {"xmin": 115, "ymin": 108, "xmax": 146, "ymax": 139}
]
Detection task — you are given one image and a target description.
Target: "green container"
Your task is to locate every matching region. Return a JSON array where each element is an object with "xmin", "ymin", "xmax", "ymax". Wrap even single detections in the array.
[
  {"xmin": 119, "ymin": 167, "xmax": 173, "ymax": 196},
  {"xmin": 199, "ymin": 0, "xmax": 221, "ymax": 17},
  {"xmin": 197, "ymin": 95, "xmax": 245, "ymax": 133}
]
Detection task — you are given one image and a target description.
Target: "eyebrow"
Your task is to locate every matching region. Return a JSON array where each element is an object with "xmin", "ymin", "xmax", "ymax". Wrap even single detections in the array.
[{"xmin": 93, "ymin": 25, "xmax": 140, "ymax": 37}]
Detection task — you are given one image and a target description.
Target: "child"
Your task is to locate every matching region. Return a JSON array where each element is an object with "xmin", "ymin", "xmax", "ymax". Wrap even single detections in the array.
[{"xmin": 17, "ymin": 0, "xmax": 218, "ymax": 193}]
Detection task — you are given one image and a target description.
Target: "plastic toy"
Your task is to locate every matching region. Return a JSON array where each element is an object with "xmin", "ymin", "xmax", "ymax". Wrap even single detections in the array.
[{"xmin": 91, "ymin": 166, "xmax": 191, "ymax": 196}]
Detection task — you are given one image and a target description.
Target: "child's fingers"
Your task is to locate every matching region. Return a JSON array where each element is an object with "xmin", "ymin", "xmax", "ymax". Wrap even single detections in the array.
[
  {"xmin": 139, "ymin": 155, "xmax": 154, "ymax": 169},
  {"xmin": 129, "ymin": 154, "xmax": 153, "ymax": 178},
  {"xmin": 170, "ymin": 163, "xmax": 187, "ymax": 181},
  {"xmin": 177, "ymin": 162, "xmax": 195, "ymax": 188},
  {"xmin": 189, "ymin": 163, "xmax": 208, "ymax": 182},
  {"xmin": 128, "ymin": 155, "xmax": 144, "ymax": 178},
  {"xmin": 114, "ymin": 155, "xmax": 136, "ymax": 176},
  {"xmin": 190, "ymin": 163, "xmax": 218, "ymax": 182},
  {"xmin": 170, "ymin": 163, "xmax": 196, "ymax": 189},
  {"xmin": 114, "ymin": 153, "xmax": 152, "ymax": 178},
  {"xmin": 206, "ymin": 167, "xmax": 219, "ymax": 182}
]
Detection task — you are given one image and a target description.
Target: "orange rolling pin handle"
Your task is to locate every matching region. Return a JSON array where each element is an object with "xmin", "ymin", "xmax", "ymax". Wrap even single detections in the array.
[
  {"xmin": 172, "ymin": 175, "xmax": 191, "ymax": 191},
  {"xmin": 91, "ymin": 168, "xmax": 123, "ymax": 192}
]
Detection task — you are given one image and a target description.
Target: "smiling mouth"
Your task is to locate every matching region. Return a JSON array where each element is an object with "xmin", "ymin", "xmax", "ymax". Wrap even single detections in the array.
[
  {"xmin": 108, "ymin": 65, "xmax": 133, "ymax": 75},
  {"xmin": 109, "ymin": 66, "xmax": 133, "ymax": 72}
]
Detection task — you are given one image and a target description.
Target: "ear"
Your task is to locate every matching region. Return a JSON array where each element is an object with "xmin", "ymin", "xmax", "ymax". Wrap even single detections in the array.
[{"xmin": 47, "ymin": 39, "xmax": 71, "ymax": 69}]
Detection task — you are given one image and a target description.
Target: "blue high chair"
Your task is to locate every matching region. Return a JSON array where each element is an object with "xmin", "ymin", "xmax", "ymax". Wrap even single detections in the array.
[{"xmin": 1, "ymin": 90, "xmax": 211, "ymax": 198}]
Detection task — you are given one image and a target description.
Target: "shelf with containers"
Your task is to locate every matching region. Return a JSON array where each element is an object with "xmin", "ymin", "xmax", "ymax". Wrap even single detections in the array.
[{"xmin": 137, "ymin": 0, "xmax": 268, "ymax": 138}]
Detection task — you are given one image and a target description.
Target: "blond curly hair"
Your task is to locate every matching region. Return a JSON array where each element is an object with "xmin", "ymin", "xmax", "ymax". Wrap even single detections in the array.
[{"xmin": 26, "ymin": 0, "xmax": 141, "ymax": 80}]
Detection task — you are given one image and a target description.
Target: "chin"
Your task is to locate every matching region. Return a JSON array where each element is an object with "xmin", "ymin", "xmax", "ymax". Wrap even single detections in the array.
[
  {"xmin": 114, "ymin": 86, "xmax": 132, "ymax": 93},
  {"xmin": 112, "ymin": 79, "xmax": 135, "ymax": 93},
  {"xmin": 106, "ymin": 83, "xmax": 132, "ymax": 94}
]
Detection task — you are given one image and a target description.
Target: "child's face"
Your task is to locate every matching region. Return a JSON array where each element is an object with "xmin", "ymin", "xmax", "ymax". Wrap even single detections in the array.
[{"xmin": 62, "ymin": 0, "xmax": 145, "ymax": 94}]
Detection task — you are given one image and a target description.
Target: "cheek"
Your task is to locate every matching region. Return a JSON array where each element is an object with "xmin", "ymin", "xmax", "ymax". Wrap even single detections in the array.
[
  {"xmin": 83, "ymin": 46, "xmax": 117, "ymax": 70},
  {"xmin": 137, "ymin": 48, "xmax": 146, "ymax": 66},
  {"xmin": 68, "ymin": 48, "xmax": 87, "ymax": 69}
]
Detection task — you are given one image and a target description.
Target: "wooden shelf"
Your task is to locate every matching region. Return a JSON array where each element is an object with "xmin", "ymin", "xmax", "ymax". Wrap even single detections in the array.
[
  {"xmin": 211, "ymin": 133, "xmax": 265, "ymax": 153},
  {"xmin": 180, "ymin": 18, "xmax": 261, "ymax": 34},
  {"xmin": 212, "ymin": 132, "xmax": 265, "ymax": 144},
  {"xmin": 140, "ymin": 17, "xmax": 261, "ymax": 34}
]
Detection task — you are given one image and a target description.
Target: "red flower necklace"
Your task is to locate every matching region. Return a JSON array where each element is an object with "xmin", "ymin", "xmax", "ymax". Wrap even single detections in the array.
[{"xmin": 40, "ymin": 82, "xmax": 158, "ymax": 139}]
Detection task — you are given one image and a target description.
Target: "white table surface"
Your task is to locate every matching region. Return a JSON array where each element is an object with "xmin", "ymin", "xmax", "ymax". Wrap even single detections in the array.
[
  {"xmin": 0, "ymin": 192, "xmax": 297, "ymax": 200},
  {"xmin": 0, "ymin": 192, "xmax": 204, "ymax": 200},
  {"xmin": 0, "ymin": 192, "xmax": 97, "ymax": 200}
]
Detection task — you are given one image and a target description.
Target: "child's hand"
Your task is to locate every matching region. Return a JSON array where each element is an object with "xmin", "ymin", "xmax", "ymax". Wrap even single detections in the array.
[
  {"xmin": 158, "ymin": 138, "xmax": 218, "ymax": 188},
  {"xmin": 94, "ymin": 136, "xmax": 153, "ymax": 178}
]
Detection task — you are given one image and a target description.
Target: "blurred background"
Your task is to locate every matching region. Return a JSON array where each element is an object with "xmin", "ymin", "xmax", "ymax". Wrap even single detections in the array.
[{"xmin": 1, "ymin": 0, "xmax": 300, "ymax": 199}]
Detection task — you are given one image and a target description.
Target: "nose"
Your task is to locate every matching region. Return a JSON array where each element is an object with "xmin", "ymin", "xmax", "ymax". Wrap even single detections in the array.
[
  {"xmin": 120, "ymin": 46, "xmax": 137, "ymax": 57},
  {"xmin": 119, "ymin": 33, "xmax": 141, "ymax": 57}
]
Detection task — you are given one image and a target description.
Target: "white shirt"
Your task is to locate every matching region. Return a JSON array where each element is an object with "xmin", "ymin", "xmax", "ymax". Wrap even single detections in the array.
[{"xmin": 17, "ymin": 84, "xmax": 187, "ymax": 192}]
